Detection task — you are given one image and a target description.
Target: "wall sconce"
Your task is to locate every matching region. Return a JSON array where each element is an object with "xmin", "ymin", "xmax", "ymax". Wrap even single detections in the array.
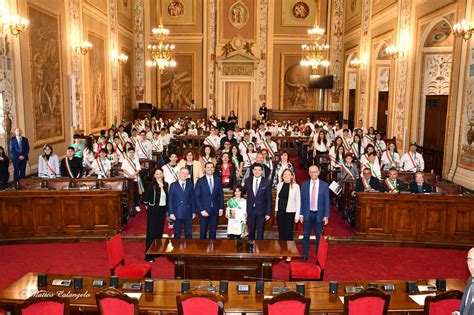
[
  {"xmin": 75, "ymin": 41, "xmax": 93, "ymax": 55},
  {"xmin": 115, "ymin": 53, "xmax": 129, "ymax": 65},
  {"xmin": 2, "ymin": 15, "xmax": 29, "ymax": 36},
  {"xmin": 350, "ymin": 57, "xmax": 362, "ymax": 68},
  {"xmin": 453, "ymin": 20, "xmax": 474, "ymax": 41},
  {"xmin": 385, "ymin": 45, "xmax": 403, "ymax": 60}
]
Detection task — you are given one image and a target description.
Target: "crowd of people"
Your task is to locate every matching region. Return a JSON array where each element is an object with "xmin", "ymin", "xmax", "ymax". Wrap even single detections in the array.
[{"xmin": 2, "ymin": 113, "xmax": 433, "ymax": 263}]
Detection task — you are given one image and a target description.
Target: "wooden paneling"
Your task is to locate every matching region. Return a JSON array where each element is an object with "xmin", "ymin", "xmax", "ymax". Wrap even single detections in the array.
[
  {"xmin": 356, "ymin": 193, "xmax": 474, "ymax": 245},
  {"xmin": 0, "ymin": 190, "xmax": 122, "ymax": 240}
]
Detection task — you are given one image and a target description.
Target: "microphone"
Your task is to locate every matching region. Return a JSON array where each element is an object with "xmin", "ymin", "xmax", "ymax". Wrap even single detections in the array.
[{"xmin": 243, "ymin": 276, "xmax": 290, "ymax": 295}]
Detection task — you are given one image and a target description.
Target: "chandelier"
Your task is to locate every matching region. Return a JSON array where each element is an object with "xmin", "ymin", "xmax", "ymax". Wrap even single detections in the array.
[
  {"xmin": 300, "ymin": 25, "xmax": 330, "ymax": 71},
  {"xmin": 453, "ymin": 19, "xmax": 474, "ymax": 41},
  {"xmin": 147, "ymin": 1, "xmax": 176, "ymax": 73},
  {"xmin": 2, "ymin": 15, "xmax": 29, "ymax": 36}
]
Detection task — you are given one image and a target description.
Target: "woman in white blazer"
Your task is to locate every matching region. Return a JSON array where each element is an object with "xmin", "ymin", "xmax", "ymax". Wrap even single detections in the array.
[
  {"xmin": 275, "ymin": 169, "xmax": 301, "ymax": 242},
  {"xmin": 38, "ymin": 145, "xmax": 60, "ymax": 178}
]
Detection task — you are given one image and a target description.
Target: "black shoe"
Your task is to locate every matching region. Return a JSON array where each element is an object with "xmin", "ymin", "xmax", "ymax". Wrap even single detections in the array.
[
  {"xmin": 145, "ymin": 257, "xmax": 155, "ymax": 263},
  {"xmin": 300, "ymin": 256, "xmax": 308, "ymax": 263}
]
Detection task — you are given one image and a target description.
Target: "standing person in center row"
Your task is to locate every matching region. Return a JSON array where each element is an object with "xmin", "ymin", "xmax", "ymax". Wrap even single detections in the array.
[
  {"xmin": 195, "ymin": 162, "xmax": 224, "ymax": 240},
  {"xmin": 168, "ymin": 167, "xmax": 196, "ymax": 239},
  {"xmin": 243, "ymin": 163, "xmax": 272, "ymax": 240},
  {"xmin": 275, "ymin": 169, "xmax": 301, "ymax": 242},
  {"xmin": 300, "ymin": 165, "xmax": 330, "ymax": 263}
]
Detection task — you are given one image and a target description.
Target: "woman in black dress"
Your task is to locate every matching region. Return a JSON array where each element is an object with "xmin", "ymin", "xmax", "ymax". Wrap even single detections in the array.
[
  {"xmin": 143, "ymin": 168, "xmax": 169, "ymax": 262},
  {"xmin": 0, "ymin": 146, "xmax": 10, "ymax": 189}
]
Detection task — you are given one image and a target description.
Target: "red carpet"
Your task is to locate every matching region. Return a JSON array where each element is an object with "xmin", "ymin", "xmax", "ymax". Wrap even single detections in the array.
[{"xmin": 0, "ymin": 242, "xmax": 469, "ymax": 291}]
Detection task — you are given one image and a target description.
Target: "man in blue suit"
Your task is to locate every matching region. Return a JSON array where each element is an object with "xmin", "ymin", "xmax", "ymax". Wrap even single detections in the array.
[
  {"xmin": 168, "ymin": 167, "xmax": 196, "ymax": 239},
  {"xmin": 195, "ymin": 162, "xmax": 224, "ymax": 239},
  {"xmin": 459, "ymin": 247, "xmax": 474, "ymax": 315},
  {"xmin": 300, "ymin": 165, "xmax": 330, "ymax": 263},
  {"xmin": 9, "ymin": 128, "xmax": 29, "ymax": 181},
  {"xmin": 243, "ymin": 163, "xmax": 272, "ymax": 240}
]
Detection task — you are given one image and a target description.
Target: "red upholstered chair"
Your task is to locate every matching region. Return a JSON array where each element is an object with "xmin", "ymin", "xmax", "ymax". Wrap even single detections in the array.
[
  {"xmin": 15, "ymin": 295, "xmax": 69, "ymax": 315},
  {"xmin": 0, "ymin": 308, "xmax": 5, "ymax": 315},
  {"xmin": 176, "ymin": 288, "xmax": 225, "ymax": 315},
  {"xmin": 289, "ymin": 235, "xmax": 328, "ymax": 280},
  {"xmin": 423, "ymin": 290, "xmax": 463, "ymax": 315},
  {"xmin": 96, "ymin": 287, "xmax": 139, "ymax": 315},
  {"xmin": 343, "ymin": 288, "xmax": 390, "ymax": 315},
  {"xmin": 106, "ymin": 234, "xmax": 152, "ymax": 278},
  {"xmin": 263, "ymin": 291, "xmax": 311, "ymax": 315}
]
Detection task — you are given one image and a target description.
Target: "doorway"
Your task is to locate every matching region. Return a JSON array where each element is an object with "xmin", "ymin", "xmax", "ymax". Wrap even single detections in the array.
[
  {"xmin": 422, "ymin": 95, "xmax": 448, "ymax": 174},
  {"xmin": 348, "ymin": 89, "xmax": 356, "ymax": 130},
  {"xmin": 377, "ymin": 91, "xmax": 389, "ymax": 136}
]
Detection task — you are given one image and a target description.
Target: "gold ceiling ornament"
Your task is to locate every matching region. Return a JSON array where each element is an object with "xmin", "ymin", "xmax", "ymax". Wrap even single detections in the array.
[{"xmin": 147, "ymin": 0, "xmax": 176, "ymax": 73}]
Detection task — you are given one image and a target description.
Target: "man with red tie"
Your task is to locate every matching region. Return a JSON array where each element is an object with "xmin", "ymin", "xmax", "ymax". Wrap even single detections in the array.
[{"xmin": 299, "ymin": 165, "xmax": 330, "ymax": 263}]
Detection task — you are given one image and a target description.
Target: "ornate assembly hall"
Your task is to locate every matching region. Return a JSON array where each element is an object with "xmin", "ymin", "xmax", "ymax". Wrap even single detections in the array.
[{"xmin": 0, "ymin": 0, "xmax": 473, "ymax": 314}]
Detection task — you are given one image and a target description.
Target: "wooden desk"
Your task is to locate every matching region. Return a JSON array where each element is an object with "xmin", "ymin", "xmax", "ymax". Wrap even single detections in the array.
[
  {"xmin": 147, "ymin": 239, "xmax": 300, "ymax": 281},
  {"xmin": 0, "ymin": 189, "xmax": 122, "ymax": 241},
  {"xmin": 356, "ymin": 192, "xmax": 474, "ymax": 245},
  {"xmin": 0, "ymin": 272, "xmax": 466, "ymax": 314}
]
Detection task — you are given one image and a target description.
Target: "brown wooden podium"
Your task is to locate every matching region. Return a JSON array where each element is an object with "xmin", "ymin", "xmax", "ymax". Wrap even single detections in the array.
[{"xmin": 146, "ymin": 239, "xmax": 300, "ymax": 280}]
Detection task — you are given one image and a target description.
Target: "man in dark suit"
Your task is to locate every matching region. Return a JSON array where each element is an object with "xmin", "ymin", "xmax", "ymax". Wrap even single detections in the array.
[
  {"xmin": 9, "ymin": 127, "xmax": 29, "ymax": 181},
  {"xmin": 195, "ymin": 162, "xmax": 224, "ymax": 240},
  {"xmin": 379, "ymin": 167, "xmax": 407, "ymax": 193},
  {"xmin": 243, "ymin": 163, "xmax": 272, "ymax": 240},
  {"xmin": 354, "ymin": 168, "xmax": 380, "ymax": 193},
  {"xmin": 459, "ymin": 247, "xmax": 474, "ymax": 315},
  {"xmin": 168, "ymin": 167, "xmax": 196, "ymax": 239},
  {"xmin": 300, "ymin": 165, "xmax": 330, "ymax": 262}
]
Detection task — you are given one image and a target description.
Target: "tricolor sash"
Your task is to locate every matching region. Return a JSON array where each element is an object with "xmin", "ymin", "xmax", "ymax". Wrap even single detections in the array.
[
  {"xmin": 165, "ymin": 163, "xmax": 179, "ymax": 182},
  {"xmin": 202, "ymin": 156, "xmax": 212, "ymax": 164},
  {"xmin": 151, "ymin": 139, "xmax": 161, "ymax": 151},
  {"xmin": 241, "ymin": 141, "xmax": 249, "ymax": 151},
  {"xmin": 117, "ymin": 132, "xmax": 127, "ymax": 144},
  {"xmin": 341, "ymin": 163, "xmax": 355, "ymax": 180},
  {"xmin": 408, "ymin": 152, "xmax": 418, "ymax": 170},
  {"xmin": 257, "ymin": 131, "xmax": 265, "ymax": 141},
  {"xmin": 263, "ymin": 140, "xmax": 275, "ymax": 158},
  {"xmin": 362, "ymin": 178, "xmax": 372, "ymax": 190},
  {"xmin": 384, "ymin": 179, "xmax": 397, "ymax": 192},
  {"xmin": 130, "ymin": 136, "xmax": 137, "ymax": 146},
  {"xmin": 96, "ymin": 158, "xmax": 108, "ymax": 177},
  {"xmin": 232, "ymin": 156, "xmax": 241, "ymax": 168},
  {"xmin": 365, "ymin": 134, "xmax": 375, "ymax": 144},
  {"xmin": 204, "ymin": 136, "xmax": 218, "ymax": 149},
  {"xmin": 137, "ymin": 140, "xmax": 149, "ymax": 159},
  {"xmin": 364, "ymin": 162, "xmax": 376, "ymax": 177},
  {"xmin": 385, "ymin": 150, "xmax": 396, "ymax": 166},
  {"xmin": 124, "ymin": 152, "xmax": 144, "ymax": 194},
  {"xmin": 245, "ymin": 153, "xmax": 254, "ymax": 165},
  {"xmin": 65, "ymin": 158, "xmax": 77, "ymax": 179},
  {"xmin": 375, "ymin": 140, "xmax": 384, "ymax": 153},
  {"xmin": 342, "ymin": 137, "xmax": 351, "ymax": 151},
  {"xmin": 43, "ymin": 157, "xmax": 57, "ymax": 176},
  {"xmin": 351, "ymin": 143, "xmax": 360, "ymax": 158}
]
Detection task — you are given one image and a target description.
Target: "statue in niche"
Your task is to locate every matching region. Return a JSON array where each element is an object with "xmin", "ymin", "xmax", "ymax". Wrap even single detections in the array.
[{"xmin": 161, "ymin": 72, "xmax": 192, "ymax": 109}]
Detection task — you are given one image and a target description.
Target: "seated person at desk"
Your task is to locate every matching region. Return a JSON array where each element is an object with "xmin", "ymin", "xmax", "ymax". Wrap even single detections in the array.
[
  {"xmin": 409, "ymin": 171, "xmax": 433, "ymax": 194},
  {"xmin": 60, "ymin": 147, "xmax": 83, "ymax": 178},
  {"xmin": 354, "ymin": 168, "xmax": 380, "ymax": 194},
  {"xmin": 379, "ymin": 167, "xmax": 407, "ymax": 193},
  {"xmin": 89, "ymin": 149, "xmax": 111, "ymax": 178},
  {"xmin": 38, "ymin": 144, "xmax": 60, "ymax": 178},
  {"xmin": 401, "ymin": 141, "xmax": 425, "ymax": 172}
]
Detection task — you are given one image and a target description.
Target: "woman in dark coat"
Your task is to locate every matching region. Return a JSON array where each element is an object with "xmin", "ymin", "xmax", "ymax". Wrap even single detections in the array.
[
  {"xmin": 0, "ymin": 146, "xmax": 10, "ymax": 189},
  {"xmin": 142, "ymin": 168, "xmax": 169, "ymax": 262}
]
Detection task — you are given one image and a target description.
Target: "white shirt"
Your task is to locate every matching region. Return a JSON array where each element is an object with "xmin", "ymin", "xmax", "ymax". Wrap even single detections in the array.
[
  {"xmin": 159, "ymin": 187, "xmax": 167, "ymax": 206},
  {"xmin": 253, "ymin": 176, "xmax": 262, "ymax": 196},
  {"xmin": 401, "ymin": 151, "xmax": 425, "ymax": 172},
  {"xmin": 91, "ymin": 157, "xmax": 112, "ymax": 177},
  {"xmin": 121, "ymin": 155, "xmax": 141, "ymax": 181},
  {"xmin": 38, "ymin": 155, "xmax": 60, "ymax": 178},
  {"xmin": 163, "ymin": 163, "xmax": 180, "ymax": 185},
  {"xmin": 310, "ymin": 179, "xmax": 320, "ymax": 211},
  {"xmin": 178, "ymin": 180, "xmax": 187, "ymax": 191},
  {"xmin": 136, "ymin": 139, "xmax": 152, "ymax": 159}
]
